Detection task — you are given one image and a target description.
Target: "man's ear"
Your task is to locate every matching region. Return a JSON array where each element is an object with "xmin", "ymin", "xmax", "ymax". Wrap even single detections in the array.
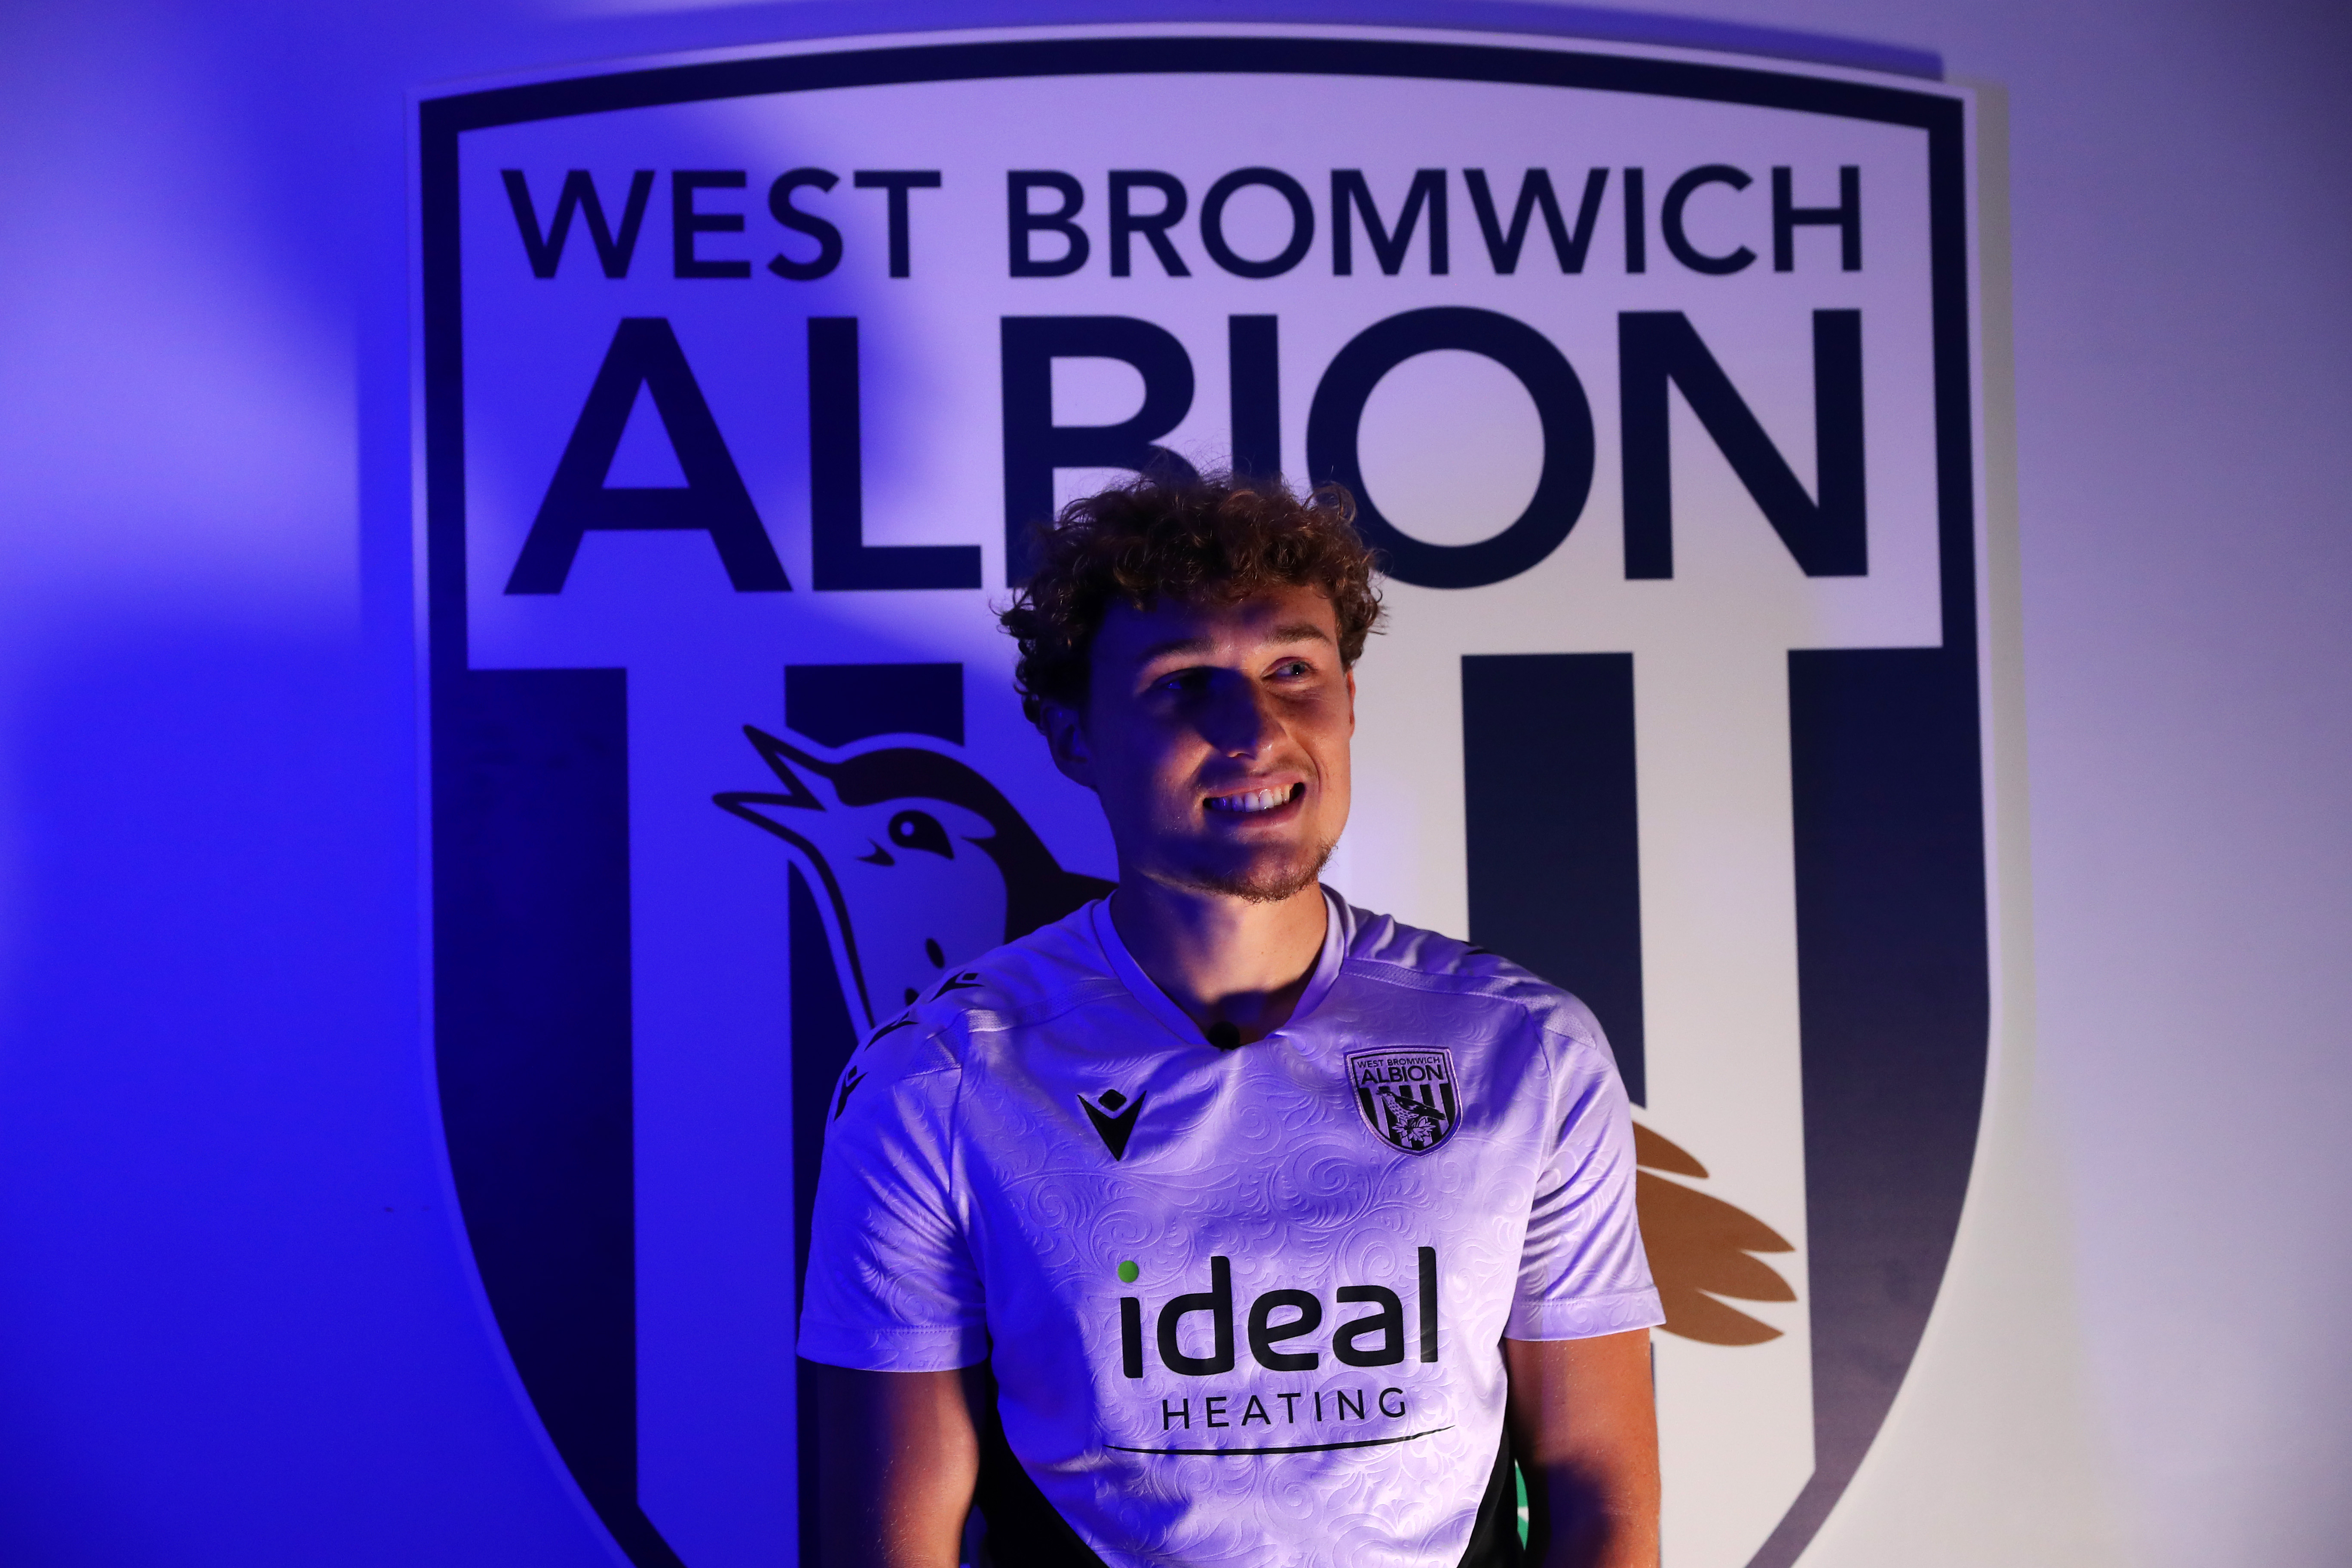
[{"xmin": 1042, "ymin": 701, "xmax": 1096, "ymax": 790}]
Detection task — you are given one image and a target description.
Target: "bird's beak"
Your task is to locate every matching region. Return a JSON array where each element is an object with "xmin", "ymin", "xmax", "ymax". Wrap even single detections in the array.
[
  {"xmin": 714, "ymin": 727, "xmax": 830, "ymax": 841},
  {"xmin": 738, "ymin": 726, "xmax": 828, "ymax": 809}
]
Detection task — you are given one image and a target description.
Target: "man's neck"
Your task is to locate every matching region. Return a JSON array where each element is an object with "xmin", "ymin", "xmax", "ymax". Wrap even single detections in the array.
[{"xmin": 1107, "ymin": 876, "xmax": 1328, "ymax": 1045}]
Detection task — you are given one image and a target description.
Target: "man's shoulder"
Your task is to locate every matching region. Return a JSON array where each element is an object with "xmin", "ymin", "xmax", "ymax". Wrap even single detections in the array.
[
  {"xmin": 852, "ymin": 900, "xmax": 1127, "ymax": 1069},
  {"xmin": 1334, "ymin": 897, "xmax": 1611, "ymax": 1057}
]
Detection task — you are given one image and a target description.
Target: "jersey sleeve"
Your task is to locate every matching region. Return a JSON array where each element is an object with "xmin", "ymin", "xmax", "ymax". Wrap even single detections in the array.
[
  {"xmin": 1508, "ymin": 1010, "xmax": 1666, "ymax": 1340},
  {"xmin": 796, "ymin": 1023, "xmax": 990, "ymax": 1372}
]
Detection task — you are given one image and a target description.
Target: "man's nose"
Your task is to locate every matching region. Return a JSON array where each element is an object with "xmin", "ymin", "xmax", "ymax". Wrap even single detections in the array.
[{"xmin": 1200, "ymin": 672, "xmax": 1278, "ymax": 756}]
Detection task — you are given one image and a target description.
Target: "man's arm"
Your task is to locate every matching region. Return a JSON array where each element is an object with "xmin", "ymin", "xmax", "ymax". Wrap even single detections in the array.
[
  {"xmin": 812, "ymin": 1363, "xmax": 983, "ymax": 1568},
  {"xmin": 1504, "ymin": 1329, "xmax": 1662, "ymax": 1568}
]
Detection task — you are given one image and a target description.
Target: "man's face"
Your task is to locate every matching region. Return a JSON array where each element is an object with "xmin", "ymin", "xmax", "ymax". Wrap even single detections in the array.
[{"xmin": 1047, "ymin": 584, "xmax": 1355, "ymax": 903}]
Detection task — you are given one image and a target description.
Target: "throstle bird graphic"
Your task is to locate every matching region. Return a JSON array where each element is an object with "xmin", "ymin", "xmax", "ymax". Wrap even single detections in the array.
[
  {"xmin": 714, "ymin": 722, "xmax": 1793, "ymax": 1345},
  {"xmin": 714, "ymin": 725, "xmax": 1112, "ymax": 1032},
  {"xmin": 1375, "ymin": 1087, "xmax": 1446, "ymax": 1151}
]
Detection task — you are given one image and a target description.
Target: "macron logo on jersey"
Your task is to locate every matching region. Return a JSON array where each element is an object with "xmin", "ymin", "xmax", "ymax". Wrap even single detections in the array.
[{"xmin": 1079, "ymin": 1089, "xmax": 1147, "ymax": 1161}]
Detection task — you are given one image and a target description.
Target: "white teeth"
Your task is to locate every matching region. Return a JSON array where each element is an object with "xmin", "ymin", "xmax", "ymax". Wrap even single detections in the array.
[{"xmin": 1207, "ymin": 786, "xmax": 1289, "ymax": 815}]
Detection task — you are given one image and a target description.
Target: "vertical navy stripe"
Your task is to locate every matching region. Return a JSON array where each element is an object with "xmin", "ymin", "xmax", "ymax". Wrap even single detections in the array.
[
  {"xmin": 787, "ymin": 867, "xmax": 860, "ymax": 1568},
  {"xmin": 1751, "ymin": 645, "xmax": 1988, "ymax": 1567},
  {"xmin": 785, "ymin": 663, "xmax": 965, "ymax": 1566},
  {"xmin": 1461, "ymin": 652, "xmax": 1646, "ymax": 1104},
  {"xmin": 432, "ymin": 667, "xmax": 685, "ymax": 1567}
]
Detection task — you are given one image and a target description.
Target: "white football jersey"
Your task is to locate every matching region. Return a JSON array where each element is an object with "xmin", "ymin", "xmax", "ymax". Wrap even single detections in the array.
[{"xmin": 800, "ymin": 891, "xmax": 1661, "ymax": 1568}]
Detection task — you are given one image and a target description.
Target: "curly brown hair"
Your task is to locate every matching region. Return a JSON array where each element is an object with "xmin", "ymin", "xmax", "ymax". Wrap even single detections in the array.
[{"xmin": 998, "ymin": 472, "xmax": 1385, "ymax": 727}]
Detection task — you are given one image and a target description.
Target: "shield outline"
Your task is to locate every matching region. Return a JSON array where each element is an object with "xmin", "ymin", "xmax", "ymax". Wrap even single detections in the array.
[{"xmin": 414, "ymin": 25, "xmax": 1994, "ymax": 1568}]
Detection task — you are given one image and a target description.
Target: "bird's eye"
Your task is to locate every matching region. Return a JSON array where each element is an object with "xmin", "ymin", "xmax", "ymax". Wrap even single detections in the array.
[{"xmin": 888, "ymin": 809, "xmax": 955, "ymax": 859}]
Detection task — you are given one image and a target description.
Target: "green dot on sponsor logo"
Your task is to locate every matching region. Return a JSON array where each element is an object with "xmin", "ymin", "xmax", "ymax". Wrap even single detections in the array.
[{"xmin": 1116, "ymin": 1260, "xmax": 1139, "ymax": 1284}]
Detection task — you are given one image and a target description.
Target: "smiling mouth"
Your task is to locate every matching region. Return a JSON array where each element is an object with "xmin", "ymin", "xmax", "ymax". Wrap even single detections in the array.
[{"xmin": 1204, "ymin": 783, "xmax": 1305, "ymax": 815}]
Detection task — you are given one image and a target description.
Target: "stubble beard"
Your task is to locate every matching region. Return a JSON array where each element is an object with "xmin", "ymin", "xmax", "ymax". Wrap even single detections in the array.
[{"xmin": 1170, "ymin": 833, "xmax": 1338, "ymax": 905}]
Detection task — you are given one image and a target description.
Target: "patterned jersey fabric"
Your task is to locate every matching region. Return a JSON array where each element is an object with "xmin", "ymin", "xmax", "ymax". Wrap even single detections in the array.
[{"xmin": 801, "ymin": 890, "xmax": 1662, "ymax": 1568}]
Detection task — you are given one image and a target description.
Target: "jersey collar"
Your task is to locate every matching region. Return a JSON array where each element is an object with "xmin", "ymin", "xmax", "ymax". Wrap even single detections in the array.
[{"xmin": 1088, "ymin": 887, "xmax": 1351, "ymax": 1049}]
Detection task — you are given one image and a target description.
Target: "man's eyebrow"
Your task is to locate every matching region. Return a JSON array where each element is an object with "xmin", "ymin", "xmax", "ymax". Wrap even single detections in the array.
[
  {"xmin": 1131, "ymin": 622, "xmax": 1335, "ymax": 667},
  {"xmin": 1132, "ymin": 633, "xmax": 1214, "ymax": 665},
  {"xmin": 1264, "ymin": 621, "xmax": 1336, "ymax": 647}
]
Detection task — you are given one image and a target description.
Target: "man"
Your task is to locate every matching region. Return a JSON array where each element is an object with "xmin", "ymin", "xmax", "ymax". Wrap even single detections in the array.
[{"xmin": 801, "ymin": 475, "xmax": 1662, "ymax": 1567}]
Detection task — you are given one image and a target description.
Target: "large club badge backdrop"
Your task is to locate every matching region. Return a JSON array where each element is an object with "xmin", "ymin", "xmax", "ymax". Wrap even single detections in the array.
[{"xmin": 418, "ymin": 24, "xmax": 1991, "ymax": 1568}]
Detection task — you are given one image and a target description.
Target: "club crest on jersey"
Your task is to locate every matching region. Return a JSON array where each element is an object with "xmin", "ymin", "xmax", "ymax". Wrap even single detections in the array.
[{"xmin": 1346, "ymin": 1048, "xmax": 1461, "ymax": 1155}]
